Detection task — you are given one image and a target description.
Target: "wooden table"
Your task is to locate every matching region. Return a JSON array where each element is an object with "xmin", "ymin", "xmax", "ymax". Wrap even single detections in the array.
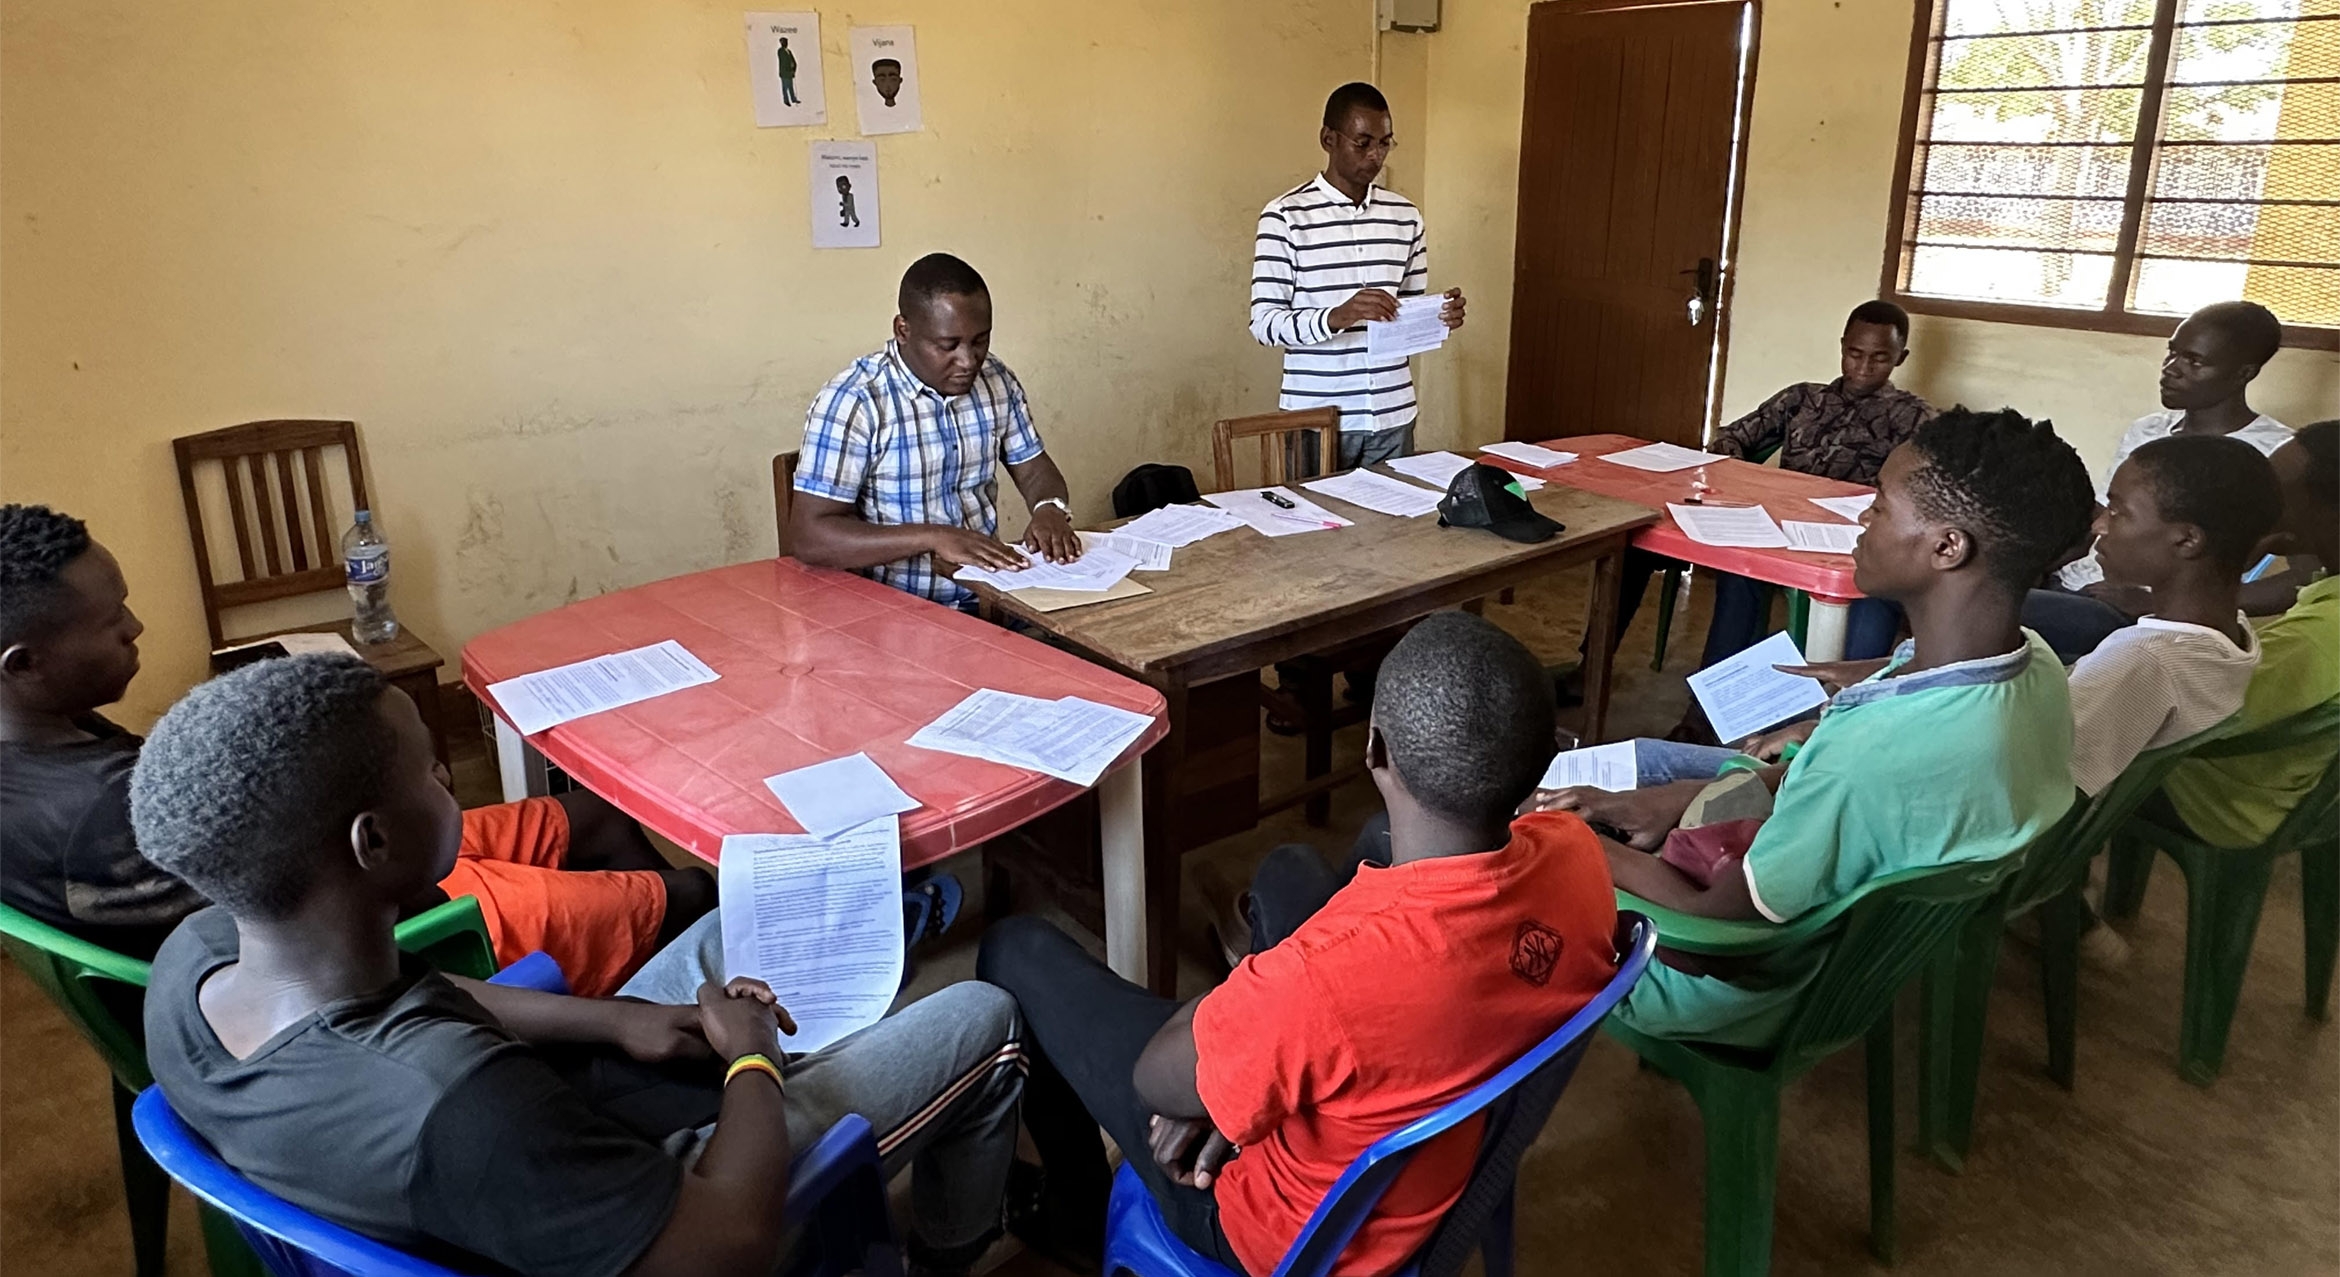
[
  {"xmin": 976, "ymin": 473, "xmax": 1656, "ymax": 993},
  {"xmin": 1492, "ymin": 433, "xmax": 1873, "ymax": 661}
]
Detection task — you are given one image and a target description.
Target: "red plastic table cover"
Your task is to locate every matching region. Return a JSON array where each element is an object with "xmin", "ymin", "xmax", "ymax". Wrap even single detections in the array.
[
  {"xmin": 1484, "ymin": 433, "xmax": 1872, "ymax": 602},
  {"xmin": 462, "ymin": 560, "xmax": 1170, "ymax": 871}
]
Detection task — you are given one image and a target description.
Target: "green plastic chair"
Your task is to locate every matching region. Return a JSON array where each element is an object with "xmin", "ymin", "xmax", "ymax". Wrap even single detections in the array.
[
  {"xmin": 0, "ymin": 894, "xmax": 498, "ymax": 1275},
  {"xmin": 1649, "ymin": 439, "xmax": 1812, "ymax": 671},
  {"xmin": 1912, "ymin": 731, "xmax": 2229, "ymax": 1170},
  {"xmin": 1604, "ymin": 844, "xmax": 2032, "ymax": 1277},
  {"xmin": 2099, "ymin": 698, "xmax": 2340, "ymax": 1086}
]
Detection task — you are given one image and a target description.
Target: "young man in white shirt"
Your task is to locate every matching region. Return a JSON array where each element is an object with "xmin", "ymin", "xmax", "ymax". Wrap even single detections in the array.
[
  {"xmin": 2027, "ymin": 300, "xmax": 2293, "ymax": 658},
  {"xmin": 1249, "ymin": 82, "xmax": 1465, "ymax": 471}
]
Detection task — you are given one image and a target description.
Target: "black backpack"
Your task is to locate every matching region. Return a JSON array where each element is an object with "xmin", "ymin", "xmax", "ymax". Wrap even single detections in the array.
[{"xmin": 1111, "ymin": 464, "xmax": 1201, "ymax": 518}]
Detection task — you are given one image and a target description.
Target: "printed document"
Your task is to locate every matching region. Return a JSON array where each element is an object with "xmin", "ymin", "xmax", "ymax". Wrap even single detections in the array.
[
  {"xmin": 1203, "ymin": 487, "xmax": 1355, "ymax": 537},
  {"xmin": 908, "ymin": 689, "xmax": 1154, "ymax": 788},
  {"xmin": 1782, "ymin": 521, "xmax": 1864, "ymax": 554},
  {"xmin": 1668, "ymin": 503, "xmax": 1791, "ymax": 549},
  {"xmin": 1302, "ymin": 469, "xmax": 1444, "ymax": 518},
  {"xmin": 1602, "ymin": 442, "xmax": 1729, "ymax": 472},
  {"xmin": 487, "ymin": 640, "xmax": 720, "ymax": 736},
  {"xmin": 1385, "ymin": 451, "xmax": 1545, "ymax": 491},
  {"xmin": 1687, "ymin": 630, "xmax": 1828, "ymax": 745},
  {"xmin": 956, "ymin": 545, "xmax": 1141, "ymax": 593},
  {"xmin": 718, "ymin": 817, "xmax": 903, "ymax": 1054},
  {"xmin": 1116, "ymin": 503, "xmax": 1246, "ymax": 548},
  {"xmin": 764, "ymin": 752, "xmax": 919, "ymax": 839},
  {"xmin": 1538, "ymin": 740, "xmax": 1638, "ymax": 792},
  {"xmin": 1079, "ymin": 530, "xmax": 1173, "ymax": 570},
  {"xmin": 1808, "ymin": 493, "xmax": 1876, "ymax": 523},
  {"xmin": 1364, "ymin": 294, "xmax": 1450, "ymax": 361},
  {"xmin": 1479, "ymin": 441, "xmax": 1578, "ymax": 470}
]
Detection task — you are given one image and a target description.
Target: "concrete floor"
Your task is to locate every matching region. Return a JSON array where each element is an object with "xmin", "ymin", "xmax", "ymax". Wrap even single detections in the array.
[{"xmin": 5, "ymin": 567, "xmax": 2334, "ymax": 1274}]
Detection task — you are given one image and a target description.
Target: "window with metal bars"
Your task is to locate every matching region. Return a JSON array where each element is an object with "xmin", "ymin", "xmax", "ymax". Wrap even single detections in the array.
[{"xmin": 1883, "ymin": 0, "xmax": 2338, "ymax": 345}]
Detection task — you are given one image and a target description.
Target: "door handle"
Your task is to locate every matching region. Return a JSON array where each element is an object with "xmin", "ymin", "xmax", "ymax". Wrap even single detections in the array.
[{"xmin": 1680, "ymin": 257, "xmax": 1718, "ymax": 327}]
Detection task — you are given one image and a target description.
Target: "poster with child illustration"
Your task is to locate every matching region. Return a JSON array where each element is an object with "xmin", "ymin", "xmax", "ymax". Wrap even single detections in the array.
[
  {"xmin": 809, "ymin": 141, "xmax": 880, "ymax": 249},
  {"xmin": 850, "ymin": 25, "xmax": 922, "ymax": 134}
]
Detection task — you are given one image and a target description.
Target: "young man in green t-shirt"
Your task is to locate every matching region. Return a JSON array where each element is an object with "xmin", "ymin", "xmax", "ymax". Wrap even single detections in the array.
[{"xmin": 1538, "ymin": 408, "xmax": 2095, "ymax": 1047}]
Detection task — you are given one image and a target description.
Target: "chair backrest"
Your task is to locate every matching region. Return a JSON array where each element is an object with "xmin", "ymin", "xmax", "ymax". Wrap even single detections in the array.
[
  {"xmin": 2187, "ymin": 697, "xmax": 2340, "ymax": 853},
  {"xmin": 0, "ymin": 902, "xmax": 154, "ymax": 1090},
  {"xmin": 2005, "ymin": 722, "xmax": 2239, "ymax": 915},
  {"xmin": 173, "ymin": 420, "xmax": 372, "ymax": 649},
  {"xmin": 773, "ymin": 451, "xmax": 800, "ymax": 556},
  {"xmin": 1211, "ymin": 409, "xmax": 1340, "ymax": 491},
  {"xmin": 1769, "ymin": 824, "xmax": 2056, "ymax": 1078},
  {"xmin": 1265, "ymin": 915, "xmax": 1658, "ymax": 1277}
]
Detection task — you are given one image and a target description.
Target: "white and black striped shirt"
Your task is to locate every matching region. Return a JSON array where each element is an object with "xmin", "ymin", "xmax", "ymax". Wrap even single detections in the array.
[{"xmin": 1249, "ymin": 175, "xmax": 1429, "ymax": 434}]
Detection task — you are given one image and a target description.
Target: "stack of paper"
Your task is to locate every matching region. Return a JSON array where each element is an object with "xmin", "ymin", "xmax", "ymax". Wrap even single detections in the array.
[
  {"xmin": 1480, "ymin": 441, "xmax": 1578, "ymax": 470},
  {"xmin": 1385, "ymin": 451, "xmax": 1546, "ymax": 492},
  {"xmin": 1079, "ymin": 530, "xmax": 1173, "ymax": 570},
  {"xmin": 763, "ymin": 752, "xmax": 920, "ymax": 838},
  {"xmin": 1302, "ymin": 469, "xmax": 1444, "ymax": 518},
  {"xmin": 213, "ymin": 631, "xmax": 362, "ymax": 660},
  {"xmin": 1202, "ymin": 488, "xmax": 1356, "ymax": 537},
  {"xmin": 1601, "ymin": 442, "xmax": 1729, "ymax": 472},
  {"xmin": 1686, "ymin": 631, "xmax": 1828, "ymax": 745},
  {"xmin": 1808, "ymin": 493, "xmax": 1875, "ymax": 523},
  {"xmin": 1116, "ymin": 503, "xmax": 1247, "ymax": 548},
  {"xmin": 908, "ymin": 688, "xmax": 1154, "ymax": 787},
  {"xmin": 955, "ymin": 545, "xmax": 1142, "ymax": 593},
  {"xmin": 486, "ymin": 640, "xmax": 721, "ymax": 736},
  {"xmin": 719, "ymin": 818, "xmax": 904, "ymax": 1054},
  {"xmin": 1364, "ymin": 295, "xmax": 1450, "ymax": 361},
  {"xmin": 1668, "ymin": 503, "xmax": 1790, "ymax": 549},
  {"xmin": 1538, "ymin": 740, "xmax": 1638, "ymax": 792},
  {"xmin": 1782, "ymin": 521, "xmax": 1864, "ymax": 554}
]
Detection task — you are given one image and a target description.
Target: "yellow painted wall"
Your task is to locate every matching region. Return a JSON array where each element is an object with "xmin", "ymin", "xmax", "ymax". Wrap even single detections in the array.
[
  {"xmin": 0, "ymin": 0, "xmax": 1378, "ymax": 726},
  {"xmin": 1413, "ymin": 0, "xmax": 2337, "ymax": 472}
]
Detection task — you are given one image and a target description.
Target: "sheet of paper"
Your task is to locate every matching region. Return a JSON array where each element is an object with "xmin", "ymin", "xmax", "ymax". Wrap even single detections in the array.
[
  {"xmin": 906, "ymin": 689, "xmax": 1153, "ymax": 787},
  {"xmin": 1203, "ymin": 487, "xmax": 1355, "ymax": 537},
  {"xmin": 1782, "ymin": 520, "xmax": 1863, "ymax": 554},
  {"xmin": 1116, "ymin": 503, "xmax": 1246, "ymax": 548},
  {"xmin": 763, "ymin": 752, "xmax": 919, "ymax": 839},
  {"xmin": 1668, "ymin": 503, "xmax": 1791, "ymax": 549},
  {"xmin": 1383, "ymin": 451, "xmax": 1544, "ymax": 492},
  {"xmin": 1079, "ymin": 530, "xmax": 1172, "ymax": 571},
  {"xmin": 718, "ymin": 818, "xmax": 904, "ymax": 1055},
  {"xmin": 1687, "ymin": 630, "xmax": 1828, "ymax": 745},
  {"xmin": 1479, "ymin": 441, "xmax": 1578, "ymax": 470},
  {"xmin": 1301, "ymin": 468, "xmax": 1444, "ymax": 518},
  {"xmin": 486, "ymin": 640, "xmax": 720, "ymax": 736},
  {"xmin": 1601, "ymin": 441, "xmax": 1729, "ymax": 472},
  {"xmin": 214, "ymin": 631, "xmax": 361, "ymax": 660},
  {"xmin": 743, "ymin": 12, "xmax": 827, "ymax": 128},
  {"xmin": 1364, "ymin": 294, "xmax": 1450, "ymax": 361},
  {"xmin": 1013, "ymin": 577, "xmax": 1152, "ymax": 612},
  {"xmin": 1539, "ymin": 740, "xmax": 1638, "ymax": 792},
  {"xmin": 809, "ymin": 141, "xmax": 880, "ymax": 250},
  {"xmin": 850, "ymin": 25, "xmax": 923, "ymax": 135},
  {"xmin": 955, "ymin": 545, "xmax": 1141, "ymax": 593},
  {"xmin": 1808, "ymin": 493, "xmax": 1875, "ymax": 523}
]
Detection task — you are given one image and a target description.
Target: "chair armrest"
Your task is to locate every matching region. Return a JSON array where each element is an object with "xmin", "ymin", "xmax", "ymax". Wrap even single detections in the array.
[
  {"xmin": 394, "ymin": 895, "xmax": 497, "ymax": 981},
  {"xmin": 783, "ymin": 1113, "xmax": 883, "ymax": 1222},
  {"xmin": 1615, "ymin": 891, "xmax": 1802, "ymax": 957},
  {"xmin": 484, "ymin": 951, "xmax": 569, "ymax": 994}
]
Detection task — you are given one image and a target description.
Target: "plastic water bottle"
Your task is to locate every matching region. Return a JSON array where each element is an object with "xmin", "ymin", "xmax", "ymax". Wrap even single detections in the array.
[{"xmin": 341, "ymin": 509, "xmax": 399, "ymax": 645}]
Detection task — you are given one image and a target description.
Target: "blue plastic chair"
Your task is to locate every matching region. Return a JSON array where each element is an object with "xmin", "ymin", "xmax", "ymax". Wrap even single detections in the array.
[
  {"xmin": 131, "ymin": 952, "xmax": 904, "ymax": 1277},
  {"xmin": 1102, "ymin": 914, "xmax": 1659, "ymax": 1277}
]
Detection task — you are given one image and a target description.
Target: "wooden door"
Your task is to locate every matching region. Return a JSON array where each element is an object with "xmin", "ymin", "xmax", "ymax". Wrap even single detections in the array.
[{"xmin": 1504, "ymin": 0, "xmax": 1753, "ymax": 447}]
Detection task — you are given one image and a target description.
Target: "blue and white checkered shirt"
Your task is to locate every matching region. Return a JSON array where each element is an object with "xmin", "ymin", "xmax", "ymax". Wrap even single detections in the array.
[{"xmin": 794, "ymin": 340, "xmax": 1046, "ymax": 608}]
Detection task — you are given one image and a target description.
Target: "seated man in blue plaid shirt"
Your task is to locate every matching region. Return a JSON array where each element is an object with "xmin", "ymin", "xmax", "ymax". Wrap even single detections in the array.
[{"xmin": 790, "ymin": 252, "xmax": 1082, "ymax": 612}]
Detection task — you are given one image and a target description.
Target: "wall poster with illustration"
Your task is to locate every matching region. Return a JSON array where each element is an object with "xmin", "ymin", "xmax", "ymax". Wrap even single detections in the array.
[
  {"xmin": 743, "ymin": 11, "xmax": 825, "ymax": 127},
  {"xmin": 850, "ymin": 25, "xmax": 922, "ymax": 134},
  {"xmin": 810, "ymin": 141, "xmax": 880, "ymax": 249}
]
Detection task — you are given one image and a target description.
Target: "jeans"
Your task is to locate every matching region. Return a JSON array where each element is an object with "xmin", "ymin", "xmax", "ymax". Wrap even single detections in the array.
[
  {"xmin": 1630, "ymin": 738, "xmax": 1741, "ymax": 786},
  {"xmin": 619, "ymin": 913, "xmax": 1024, "ymax": 1257},
  {"xmin": 976, "ymin": 823, "xmax": 1389, "ymax": 1266},
  {"xmin": 2022, "ymin": 587, "xmax": 2133, "ymax": 661},
  {"xmin": 1701, "ymin": 572, "xmax": 1902, "ymax": 666},
  {"xmin": 1287, "ymin": 422, "xmax": 1416, "ymax": 476}
]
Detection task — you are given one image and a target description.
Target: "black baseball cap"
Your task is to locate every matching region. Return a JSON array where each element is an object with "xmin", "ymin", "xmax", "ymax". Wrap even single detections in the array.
[{"xmin": 1439, "ymin": 463, "xmax": 1564, "ymax": 543}]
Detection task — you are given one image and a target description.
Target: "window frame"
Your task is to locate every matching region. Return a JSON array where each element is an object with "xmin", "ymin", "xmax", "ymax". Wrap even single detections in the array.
[{"xmin": 1879, "ymin": 0, "xmax": 2339, "ymax": 351}]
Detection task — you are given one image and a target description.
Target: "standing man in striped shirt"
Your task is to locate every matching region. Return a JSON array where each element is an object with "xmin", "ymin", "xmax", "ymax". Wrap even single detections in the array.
[{"xmin": 1250, "ymin": 82, "xmax": 1466, "ymax": 471}]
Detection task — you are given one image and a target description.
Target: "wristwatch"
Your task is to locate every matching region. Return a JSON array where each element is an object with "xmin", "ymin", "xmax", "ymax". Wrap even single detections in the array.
[{"xmin": 1033, "ymin": 497, "xmax": 1071, "ymax": 520}]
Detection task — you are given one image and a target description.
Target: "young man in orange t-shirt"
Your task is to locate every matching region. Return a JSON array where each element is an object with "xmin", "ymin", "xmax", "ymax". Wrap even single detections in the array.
[{"xmin": 981, "ymin": 612, "xmax": 1620, "ymax": 1273}]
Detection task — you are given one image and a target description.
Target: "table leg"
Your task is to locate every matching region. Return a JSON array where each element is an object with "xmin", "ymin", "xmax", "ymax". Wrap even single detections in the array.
[
  {"xmin": 1098, "ymin": 761, "xmax": 1147, "ymax": 983},
  {"xmin": 1579, "ymin": 545, "xmax": 1624, "ymax": 743},
  {"xmin": 1806, "ymin": 597, "xmax": 1852, "ymax": 663},
  {"xmin": 492, "ymin": 714, "xmax": 551, "ymax": 803}
]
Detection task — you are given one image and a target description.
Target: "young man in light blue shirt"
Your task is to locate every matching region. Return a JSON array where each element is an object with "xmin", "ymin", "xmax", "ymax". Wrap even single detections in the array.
[{"xmin": 1539, "ymin": 408, "xmax": 2096, "ymax": 1047}]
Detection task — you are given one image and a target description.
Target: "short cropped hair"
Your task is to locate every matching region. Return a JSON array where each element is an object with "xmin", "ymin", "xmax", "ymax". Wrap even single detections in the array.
[
  {"xmin": 1845, "ymin": 300, "xmax": 1911, "ymax": 347},
  {"xmin": 871, "ymin": 57, "xmax": 901, "ymax": 72},
  {"xmin": 1371, "ymin": 611, "xmax": 1554, "ymax": 826},
  {"xmin": 1323, "ymin": 81, "xmax": 1390, "ymax": 131},
  {"xmin": 1903, "ymin": 408, "xmax": 2095, "ymax": 592},
  {"xmin": 2124, "ymin": 435, "xmax": 2281, "ymax": 573},
  {"xmin": 898, "ymin": 252, "xmax": 988, "ymax": 318},
  {"xmin": 2192, "ymin": 300, "xmax": 2283, "ymax": 366},
  {"xmin": 130, "ymin": 656, "xmax": 398, "ymax": 919},
  {"xmin": 0, "ymin": 504, "xmax": 93, "ymax": 646},
  {"xmin": 2296, "ymin": 420, "xmax": 2340, "ymax": 513}
]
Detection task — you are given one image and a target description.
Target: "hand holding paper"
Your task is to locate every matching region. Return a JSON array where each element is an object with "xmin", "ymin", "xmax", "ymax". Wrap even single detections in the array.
[{"xmin": 1687, "ymin": 630, "xmax": 1828, "ymax": 744}]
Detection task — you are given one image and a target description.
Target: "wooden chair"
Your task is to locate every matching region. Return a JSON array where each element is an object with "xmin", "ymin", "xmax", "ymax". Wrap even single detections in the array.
[
  {"xmin": 172, "ymin": 420, "xmax": 448, "ymax": 765},
  {"xmin": 1210, "ymin": 409, "xmax": 1410, "ymax": 825},
  {"xmin": 773, "ymin": 451, "xmax": 800, "ymax": 555}
]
